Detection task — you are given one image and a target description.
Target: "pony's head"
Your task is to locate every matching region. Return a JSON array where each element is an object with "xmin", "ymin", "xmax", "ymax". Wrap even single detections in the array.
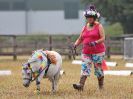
[{"xmin": 22, "ymin": 50, "xmax": 47, "ymax": 87}]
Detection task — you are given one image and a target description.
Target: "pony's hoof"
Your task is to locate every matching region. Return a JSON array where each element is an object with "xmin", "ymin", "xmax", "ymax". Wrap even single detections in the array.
[
  {"xmin": 34, "ymin": 90, "xmax": 40, "ymax": 95},
  {"xmin": 51, "ymin": 90, "xmax": 56, "ymax": 95}
]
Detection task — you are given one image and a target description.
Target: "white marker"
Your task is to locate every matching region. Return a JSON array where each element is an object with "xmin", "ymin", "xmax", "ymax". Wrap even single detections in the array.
[{"xmin": 0, "ymin": 70, "xmax": 11, "ymax": 76}]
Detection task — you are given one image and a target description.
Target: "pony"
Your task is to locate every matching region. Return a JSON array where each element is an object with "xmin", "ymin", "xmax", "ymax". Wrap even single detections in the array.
[{"xmin": 22, "ymin": 49, "xmax": 62, "ymax": 93}]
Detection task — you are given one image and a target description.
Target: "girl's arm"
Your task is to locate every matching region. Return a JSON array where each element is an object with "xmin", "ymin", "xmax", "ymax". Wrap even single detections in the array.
[
  {"xmin": 74, "ymin": 26, "xmax": 85, "ymax": 47},
  {"xmin": 74, "ymin": 33, "xmax": 83, "ymax": 46}
]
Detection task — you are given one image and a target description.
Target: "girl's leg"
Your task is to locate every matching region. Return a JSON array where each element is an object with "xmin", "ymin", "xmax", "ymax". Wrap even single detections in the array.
[
  {"xmin": 92, "ymin": 53, "xmax": 105, "ymax": 89},
  {"xmin": 73, "ymin": 54, "xmax": 92, "ymax": 91}
]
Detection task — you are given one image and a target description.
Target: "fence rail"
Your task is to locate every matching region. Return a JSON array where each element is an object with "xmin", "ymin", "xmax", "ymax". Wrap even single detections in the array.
[{"xmin": 0, "ymin": 35, "xmax": 124, "ymax": 60}]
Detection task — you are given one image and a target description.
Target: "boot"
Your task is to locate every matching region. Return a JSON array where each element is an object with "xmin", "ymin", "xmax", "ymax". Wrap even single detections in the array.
[
  {"xmin": 98, "ymin": 76, "xmax": 104, "ymax": 90},
  {"xmin": 73, "ymin": 75, "xmax": 87, "ymax": 91}
]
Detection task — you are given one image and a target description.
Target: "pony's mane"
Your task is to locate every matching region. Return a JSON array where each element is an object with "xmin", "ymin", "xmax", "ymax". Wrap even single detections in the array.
[
  {"xmin": 31, "ymin": 50, "xmax": 45, "ymax": 60},
  {"xmin": 29, "ymin": 50, "xmax": 47, "ymax": 69}
]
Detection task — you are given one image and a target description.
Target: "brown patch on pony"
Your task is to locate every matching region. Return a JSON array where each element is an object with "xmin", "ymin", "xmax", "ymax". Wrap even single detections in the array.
[{"xmin": 46, "ymin": 51, "xmax": 57, "ymax": 64}]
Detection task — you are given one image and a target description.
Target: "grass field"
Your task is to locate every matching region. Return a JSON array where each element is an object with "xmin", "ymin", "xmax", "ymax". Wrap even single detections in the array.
[{"xmin": 0, "ymin": 56, "xmax": 133, "ymax": 99}]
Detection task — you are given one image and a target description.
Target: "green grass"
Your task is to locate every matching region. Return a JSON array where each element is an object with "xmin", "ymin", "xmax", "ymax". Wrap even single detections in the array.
[{"xmin": 0, "ymin": 56, "xmax": 132, "ymax": 99}]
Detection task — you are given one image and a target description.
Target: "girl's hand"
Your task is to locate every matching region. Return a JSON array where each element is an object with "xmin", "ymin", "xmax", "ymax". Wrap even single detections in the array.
[
  {"xmin": 73, "ymin": 44, "xmax": 77, "ymax": 49},
  {"xmin": 89, "ymin": 41, "xmax": 97, "ymax": 46}
]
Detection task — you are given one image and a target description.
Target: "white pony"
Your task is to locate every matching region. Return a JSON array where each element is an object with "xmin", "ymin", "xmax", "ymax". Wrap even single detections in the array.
[{"xmin": 22, "ymin": 49, "xmax": 62, "ymax": 93}]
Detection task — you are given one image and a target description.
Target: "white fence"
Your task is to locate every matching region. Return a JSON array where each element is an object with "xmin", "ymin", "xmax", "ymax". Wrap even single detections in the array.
[
  {"xmin": 124, "ymin": 38, "xmax": 133, "ymax": 59},
  {"xmin": 0, "ymin": 10, "xmax": 84, "ymax": 35}
]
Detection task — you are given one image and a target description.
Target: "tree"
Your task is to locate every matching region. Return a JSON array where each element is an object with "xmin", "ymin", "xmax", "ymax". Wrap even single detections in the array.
[{"xmin": 81, "ymin": 0, "xmax": 133, "ymax": 34}]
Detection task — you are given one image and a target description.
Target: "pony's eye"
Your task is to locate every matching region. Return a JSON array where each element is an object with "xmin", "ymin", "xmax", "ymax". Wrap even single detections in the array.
[
  {"xmin": 23, "ymin": 67, "xmax": 28, "ymax": 71},
  {"xmin": 23, "ymin": 68, "xmax": 27, "ymax": 70}
]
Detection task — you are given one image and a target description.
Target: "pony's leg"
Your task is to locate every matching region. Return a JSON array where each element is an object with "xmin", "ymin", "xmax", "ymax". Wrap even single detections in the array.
[
  {"xmin": 51, "ymin": 77, "xmax": 56, "ymax": 93},
  {"xmin": 36, "ymin": 79, "xmax": 40, "ymax": 92},
  {"xmin": 54, "ymin": 70, "xmax": 60, "ymax": 91},
  {"xmin": 51, "ymin": 70, "xmax": 60, "ymax": 93}
]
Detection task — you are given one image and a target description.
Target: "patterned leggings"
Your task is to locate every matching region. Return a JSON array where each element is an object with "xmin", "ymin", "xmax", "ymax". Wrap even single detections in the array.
[{"xmin": 81, "ymin": 52, "xmax": 105, "ymax": 77}]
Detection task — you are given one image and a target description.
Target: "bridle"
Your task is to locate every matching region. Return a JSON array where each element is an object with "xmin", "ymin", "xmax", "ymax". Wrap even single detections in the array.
[{"xmin": 24, "ymin": 65, "xmax": 48, "ymax": 82}]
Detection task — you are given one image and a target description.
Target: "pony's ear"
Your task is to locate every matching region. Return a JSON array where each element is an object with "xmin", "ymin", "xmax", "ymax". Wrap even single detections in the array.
[
  {"xmin": 27, "ymin": 63, "xmax": 31, "ymax": 68},
  {"xmin": 22, "ymin": 63, "xmax": 29, "ymax": 69},
  {"xmin": 22, "ymin": 63, "xmax": 27, "ymax": 67}
]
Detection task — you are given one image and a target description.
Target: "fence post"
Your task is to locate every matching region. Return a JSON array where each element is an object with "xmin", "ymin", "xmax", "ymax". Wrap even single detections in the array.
[
  {"xmin": 48, "ymin": 35, "xmax": 52, "ymax": 51},
  {"xmin": 67, "ymin": 35, "xmax": 72, "ymax": 60},
  {"xmin": 13, "ymin": 35, "xmax": 17, "ymax": 60},
  {"xmin": 121, "ymin": 38, "xmax": 124, "ymax": 57},
  {"xmin": 106, "ymin": 34, "xmax": 111, "ymax": 58}
]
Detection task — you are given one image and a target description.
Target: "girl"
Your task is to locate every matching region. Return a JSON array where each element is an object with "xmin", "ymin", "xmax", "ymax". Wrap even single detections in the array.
[{"xmin": 73, "ymin": 5, "xmax": 106, "ymax": 91}]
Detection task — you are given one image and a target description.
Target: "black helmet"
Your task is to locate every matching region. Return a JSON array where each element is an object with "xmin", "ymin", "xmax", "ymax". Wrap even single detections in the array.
[{"xmin": 84, "ymin": 5, "xmax": 100, "ymax": 19}]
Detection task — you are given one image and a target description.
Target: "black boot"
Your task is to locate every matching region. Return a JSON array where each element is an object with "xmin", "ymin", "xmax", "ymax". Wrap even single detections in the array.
[
  {"xmin": 73, "ymin": 75, "xmax": 87, "ymax": 91},
  {"xmin": 98, "ymin": 76, "xmax": 104, "ymax": 90}
]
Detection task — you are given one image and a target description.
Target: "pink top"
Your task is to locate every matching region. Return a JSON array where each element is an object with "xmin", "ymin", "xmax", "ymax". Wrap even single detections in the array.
[{"xmin": 81, "ymin": 24, "xmax": 106, "ymax": 54}]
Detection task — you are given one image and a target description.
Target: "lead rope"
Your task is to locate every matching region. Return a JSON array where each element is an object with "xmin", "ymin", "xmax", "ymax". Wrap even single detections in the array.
[{"xmin": 30, "ymin": 66, "xmax": 48, "ymax": 82}]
